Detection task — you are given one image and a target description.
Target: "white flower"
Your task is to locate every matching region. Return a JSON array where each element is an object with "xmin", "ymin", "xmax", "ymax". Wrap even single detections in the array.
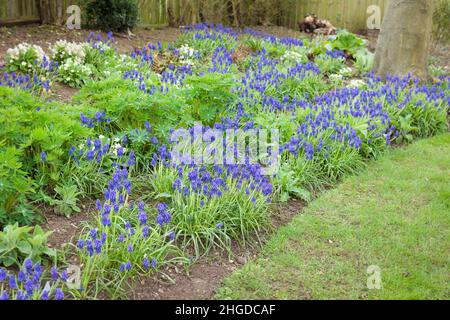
[
  {"xmin": 329, "ymin": 74, "xmax": 343, "ymax": 81},
  {"xmin": 280, "ymin": 50, "xmax": 306, "ymax": 63},
  {"xmin": 339, "ymin": 66, "xmax": 353, "ymax": 77},
  {"xmin": 5, "ymin": 43, "xmax": 45, "ymax": 66},
  {"xmin": 346, "ymin": 79, "xmax": 366, "ymax": 88},
  {"xmin": 51, "ymin": 40, "xmax": 85, "ymax": 64}
]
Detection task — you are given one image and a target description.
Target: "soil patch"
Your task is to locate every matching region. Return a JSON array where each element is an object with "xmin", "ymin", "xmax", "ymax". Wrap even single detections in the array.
[{"xmin": 130, "ymin": 199, "xmax": 305, "ymax": 300}]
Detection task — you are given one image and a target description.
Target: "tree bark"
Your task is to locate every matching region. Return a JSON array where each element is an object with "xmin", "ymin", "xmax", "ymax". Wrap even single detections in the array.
[{"xmin": 374, "ymin": 0, "xmax": 434, "ymax": 82}]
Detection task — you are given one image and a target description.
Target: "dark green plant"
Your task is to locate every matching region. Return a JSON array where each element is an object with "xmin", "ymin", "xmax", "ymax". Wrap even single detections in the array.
[
  {"xmin": 85, "ymin": 0, "xmax": 139, "ymax": 32},
  {"xmin": 0, "ymin": 147, "xmax": 38, "ymax": 227}
]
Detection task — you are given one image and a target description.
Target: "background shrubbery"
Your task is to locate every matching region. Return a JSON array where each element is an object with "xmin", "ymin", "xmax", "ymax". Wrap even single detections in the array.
[{"xmin": 85, "ymin": 0, "xmax": 139, "ymax": 32}]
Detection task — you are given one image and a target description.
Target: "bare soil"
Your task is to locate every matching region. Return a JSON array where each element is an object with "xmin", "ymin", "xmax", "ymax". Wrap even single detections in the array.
[
  {"xmin": 130, "ymin": 199, "xmax": 305, "ymax": 300},
  {"xmin": 38, "ymin": 199, "xmax": 96, "ymax": 250},
  {"xmin": 0, "ymin": 24, "xmax": 180, "ymax": 62}
]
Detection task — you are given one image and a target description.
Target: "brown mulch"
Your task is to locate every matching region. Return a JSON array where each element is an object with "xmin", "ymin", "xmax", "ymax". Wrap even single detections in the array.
[
  {"xmin": 39, "ymin": 199, "xmax": 96, "ymax": 250},
  {"xmin": 0, "ymin": 24, "xmax": 180, "ymax": 64}
]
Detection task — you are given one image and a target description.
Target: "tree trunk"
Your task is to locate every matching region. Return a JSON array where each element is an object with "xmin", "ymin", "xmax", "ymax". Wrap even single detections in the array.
[{"xmin": 374, "ymin": 0, "xmax": 434, "ymax": 82}]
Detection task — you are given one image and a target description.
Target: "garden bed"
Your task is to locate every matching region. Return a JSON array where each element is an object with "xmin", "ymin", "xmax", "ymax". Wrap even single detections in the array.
[{"xmin": 0, "ymin": 23, "xmax": 448, "ymax": 300}]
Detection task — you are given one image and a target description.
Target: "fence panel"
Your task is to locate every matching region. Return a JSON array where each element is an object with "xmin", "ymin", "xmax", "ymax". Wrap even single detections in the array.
[{"xmin": 0, "ymin": 0, "xmax": 387, "ymax": 31}]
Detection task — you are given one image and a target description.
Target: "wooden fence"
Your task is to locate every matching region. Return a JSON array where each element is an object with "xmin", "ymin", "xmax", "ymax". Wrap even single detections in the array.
[
  {"xmin": 0, "ymin": 0, "xmax": 39, "ymax": 24},
  {"xmin": 281, "ymin": 0, "xmax": 389, "ymax": 31},
  {"xmin": 0, "ymin": 0, "xmax": 388, "ymax": 30}
]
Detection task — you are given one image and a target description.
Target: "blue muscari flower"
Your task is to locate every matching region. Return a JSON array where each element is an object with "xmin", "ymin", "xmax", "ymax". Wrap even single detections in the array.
[
  {"xmin": 101, "ymin": 232, "xmax": 107, "ymax": 244},
  {"xmin": 16, "ymin": 290, "xmax": 25, "ymax": 300},
  {"xmin": 142, "ymin": 226, "xmax": 149, "ymax": 238},
  {"xmin": 69, "ymin": 146, "xmax": 76, "ymax": 156},
  {"xmin": 151, "ymin": 258, "xmax": 157, "ymax": 268},
  {"xmin": 86, "ymin": 239, "xmax": 94, "ymax": 256},
  {"xmin": 128, "ymin": 151, "xmax": 135, "ymax": 166},
  {"xmin": 96, "ymin": 199, "xmax": 102, "ymax": 210},
  {"xmin": 139, "ymin": 212, "xmax": 147, "ymax": 226},
  {"xmin": 94, "ymin": 239, "xmax": 102, "ymax": 254},
  {"xmin": 117, "ymin": 146, "xmax": 124, "ymax": 157},
  {"xmin": 41, "ymin": 290, "xmax": 49, "ymax": 300},
  {"xmin": 87, "ymin": 150, "xmax": 94, "ymax": 161},
  {"xmin": 216, "ymin": 223, "xmax": 223, "ymax": 229},
  {"xmin": 125, "ymin": 261, "xmax": 132, "ymax": 271},
  {"xmin": 127, "ymin": 244, "xmax": 133, "ymax": 253},
  {"xmin": 51, "ymin": 267, "xmax": 59, "ymax": 281},
  {"xmin": 24, "ymin": 279, "xmax": 34, "ymax": 295},
  {"xmin": 40, "ymin": 151, "xmax": 46, "ymax": 163},
  {"xmin": 90, "ymin": 228, "xmax": 97, "ymax": 238},
  {"xmin": 17, "ymin": 270, "xmax": 26, "ymax": 283},
  {"xmin": 118, "ymin": 234, "xmax": 125, "ymax": 242},
  {"xmin": 144, "ymin": 121, "xmax": 151, "ymax": 132},
  {"xmin": 143, "ymin": 257, "xmax": 149, "ymax": 270},
  {"xmin": 61, "ymin": 269, "xmax": 68, "ymax": 282},
  {"xmin": 168, "ymin": 230, "xmax": 175, "ymax": 241},
  {"xmin": 55, "ymin": 288, "xmax": 64, "ymax": 300},
  {"xmin": 0, "ymin": 290, "xmax": 8, "ymax": 300},
  {"xmin": 119, "ymin": 263, "xmax": 125, "ymax": 272},
  {"xmin": 0, "ymin": 268, "xmax": 7, "ymax": 282},
  {"xmin": 9, "ymin": 274, "xmax": 17, "ymax": 289},
  {"xmin": 77, "ymin": 239, "xmax": 84, "ymax": 249}
]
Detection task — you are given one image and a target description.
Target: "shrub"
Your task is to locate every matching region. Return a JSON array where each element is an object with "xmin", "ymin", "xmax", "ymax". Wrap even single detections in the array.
[{"xmin": 85, "ymin": 0, "xmax": 139, "ymax": 33}]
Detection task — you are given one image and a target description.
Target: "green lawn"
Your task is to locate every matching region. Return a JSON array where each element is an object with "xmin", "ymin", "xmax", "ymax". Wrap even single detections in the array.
[{"xmin": 217, "ymin": 134, "xmax": 450, "ymax": 300}]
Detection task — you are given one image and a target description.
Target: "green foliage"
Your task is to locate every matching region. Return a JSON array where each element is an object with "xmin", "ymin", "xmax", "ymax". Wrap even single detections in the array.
[
  {"xmin": 315, "ymin": 54, "xmax": 347, "ymax": 75},
  {"xmin": 329, "ymin": 30, "xmax": 367, "ymax": 57},
  {"xmin": 57, "ymin": 58, "xmax": 93, "ymax": 88},
  {"xmin": 0, "ymin": 223, "xmax": 55, "ymax": 267},
  {"xmin": 0, "ymin": 87, "xmax": 93, "ymax": 221},
  {"xmin": 73, "ymin": 77, "xmax": 183, "ymax": 137},
  {"xmin": 433, "ymin": 0, "xmax": 450, "ymax": 44},
  {"xmin": 85, "ymin": 0, "xmax": 139, "ymax": 32},
  {"xmin": 40, "ymin": 184, "xmax": 82, "ymax": 218},
  {"xmin": 183, "ymin": 73, "xmax": 237, "ymax": 125},
  {"xmin": 0, "ymin": 147, "xmax": 37, "ymax": 227}
]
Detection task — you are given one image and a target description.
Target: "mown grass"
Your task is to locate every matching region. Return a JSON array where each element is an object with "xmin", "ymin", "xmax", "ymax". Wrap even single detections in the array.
[{"xmin": 217, "ymin": 133, "xmax": 450, "ymax": 300}]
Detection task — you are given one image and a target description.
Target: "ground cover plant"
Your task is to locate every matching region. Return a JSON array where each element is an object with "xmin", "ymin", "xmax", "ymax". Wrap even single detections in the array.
[{"xmin": 0, "ymin": 23, "xmax": 448, "ymax": 300}]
